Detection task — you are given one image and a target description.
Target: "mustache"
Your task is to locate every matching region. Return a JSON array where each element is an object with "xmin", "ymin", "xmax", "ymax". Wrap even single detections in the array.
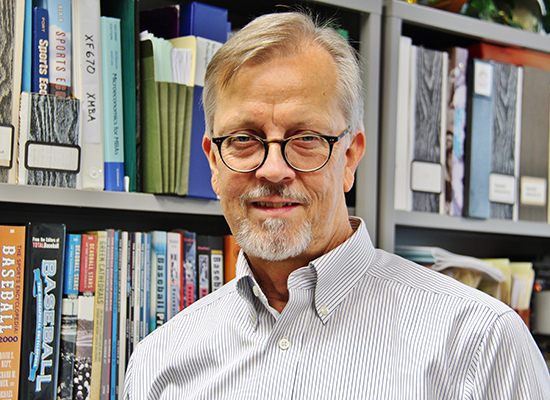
[{"xmin": 239, "ymin": 184, "xmax": 312, "ymax": 207}]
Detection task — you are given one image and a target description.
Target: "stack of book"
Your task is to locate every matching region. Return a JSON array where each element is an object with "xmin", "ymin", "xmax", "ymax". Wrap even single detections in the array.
[
  {"xmin": 0, "ymin": 221, "xmax": 239, "ymax": 400},
  {"xmin": 2, "ymin": 0, "xmax": 232, "ymax": 200},
  {"xmin": 393, "ymin": 39, "xmax": 550, "ymax": 225}
]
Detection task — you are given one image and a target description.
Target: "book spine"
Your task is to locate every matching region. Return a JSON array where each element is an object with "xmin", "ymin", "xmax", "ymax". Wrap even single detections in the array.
[
  {"xmin": 73, "ymin": 0, "xmax": 104, "ymax": 190},
  {"xmin": 19, "ymin": 223, "xmax": 66, "ymax": 400},
  {"xmin": 464, "ymin": 59, "xmax": 494, "ymax": 219},
  {"xmin": 57, "ymin": 233, "xmax": 81, "ymax": 400},
  {"xmin": 196, "ymin": 235, "xmax": 210, "ymax": 299},
  {"xmin": 57, "ymin": 297, "xmax": 78, "ymax": 400},
  {"xmin": 47, "ymin": 0, "xmax": 71, "ymax": 97},
  {"xmin": 209, "ymin": 236, "xmax": 224, "ymax": 292},
  {"xmin": 117, "ymin": 231, "xmax": 129, "ymax": 396},
  {"xmin": 31, "ymin": 7, "xmax": 49, "ymax": 95},
  {"xmin": 142, "ymin": 233, "xmax": 151, "ymax": 337},
  {"xmin": 100, "ymin": 230, "xmax": 114, "ymax": 400},
  {"xmin": 132, "ymin": 232, "xmax": 141, "ymax": 347},
  {"xmin": 489, "ymin": 61, "xmax": 521, "ymax": 220},
  {"xmin": 447, "ymin": 47, "xmax": 469, "ymax": 217},
  {"xmin": 223, "ymin": 235, "xmax": 239, "ymax": 284},
  {"xmin": 151, "ymin": 231, "xmax": 167, "ymax": 330},
  {"xmin": 100, "ymin": 17, "xmax": 125, "ymax": 192},
  {"xmin": 167, "ymin": 232, "xmax": 181, "ymax": 320},
  {"xmin": 110, "ymin": 231, "xmax": 120, "ymax": 400},
  {"xmin": 90, "ymin": 231, "xmax": 107, "ymax": 400},
  {"xmin": 17, "ymin": 92, "xmax": 81, "ymax": 188},
  {"xmin": 0, "ymin": 225, "xmax": 26, "ymax": 400},
  {"xmin": 183, "ymin": 231, "xmax": 197, "ymax": 308},
  {"xmin": 80, "ymin": 234, "xmax": 97, "ymax": 293},
  {"xmin": 73, "ymin": 294, "xmax": 94, "ymax": 400}
]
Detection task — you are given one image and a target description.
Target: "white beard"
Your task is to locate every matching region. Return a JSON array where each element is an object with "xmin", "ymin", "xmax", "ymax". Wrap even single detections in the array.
[{"xmin": 234, "ymin": 184, "xmax": 312, "ymax": 262}]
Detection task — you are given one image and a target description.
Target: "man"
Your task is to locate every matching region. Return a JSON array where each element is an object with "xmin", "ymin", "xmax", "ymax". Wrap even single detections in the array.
[{"xmin": 124, "ymin": 12, "xmax": 550, "ymax": 399}]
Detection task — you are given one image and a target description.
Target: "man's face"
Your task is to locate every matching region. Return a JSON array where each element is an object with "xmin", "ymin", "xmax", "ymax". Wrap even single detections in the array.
[{"xmin": 203, "ymin": 44, "xmax": 365, "ymax": 263}]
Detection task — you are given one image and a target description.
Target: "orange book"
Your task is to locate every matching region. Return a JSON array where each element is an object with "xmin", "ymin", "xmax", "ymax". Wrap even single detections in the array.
[
  {"xmin": 0, "ymin": 225, "xmax": 26, "ymax": 400},
  {"xmin": 469, "ymin": 42, "xmax": 550, "ymax": 72},
  {"xmin": 223, "ymin": 235, "xmax": 240, "ymax": 283}
]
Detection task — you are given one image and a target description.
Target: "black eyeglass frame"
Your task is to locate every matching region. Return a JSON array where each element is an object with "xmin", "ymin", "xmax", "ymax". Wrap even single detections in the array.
[{"xmin": 211, "ymin": 128, "xmax": 350, "ymax": 173}]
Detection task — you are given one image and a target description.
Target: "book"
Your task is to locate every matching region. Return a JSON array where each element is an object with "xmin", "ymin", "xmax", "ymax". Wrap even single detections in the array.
[
  {"xmin": 110, "ymin": 231, "xmax": 120, "ymax": 400},
  {"xmin": 22, "ymin": 0, "xmax": 32, "ymax": 93},
  {"xmin": 141, "ymin": 233, "xmax": 152, "ymax": 338},
  {"xmin": 100, "ymin": 230, "xmax": 115, "ymax": 400},
  {"xmin": 518, "ymin": 66, "xmax": 550, "ymax": 222},
  {"xmin": 183, "ymin": 231, "xmax": 197, "ymax": 308},
  {"xmin": 47, "ymin": 0, "xmax": 71, "ymax": 97},
  {"xmin": 464, "ymin": 59, "xmax": 494, "ymax": 219},
  {"xmin": 223, "ymin": 235, "xmax": 239, "ymax": 284},
  {"xmin": 186, "ymin": 37, "xmax": 222, "ymax": 200},
  {"xmin": 72, "ymin": 0, "xmax": 105, "ymax": 190},
  {"xmin": 166, "ymin": 232, "xmax": 181, "ymax": 320},
  {"xmin": 101, "ymin": 0, "xmax": 138, "ymax": 193},
  {"xmin": 89, "ymin": 230, "xmax": 107, "ymax": 400},
  {"xmin": 57, "ymin": 234, "xmax": 81, "ymax": 400},
  {"xmin": 0, "ymin": 0, "xmax": 25, "ymax": 184},
  {"xmin": 116, "ymin": 231, "xmax": 129, "ymax": 396},
  {"xmin": 409, "ymin": 46, "xmax": 448, "ymax": 213},
  {"xmin": 139, "ymin": 38, "xmax": 162, "ymax": 194},
  {"xmin": 31, "ymin": 6, "xmax": 49, "ymax": 95},
  {"xmin": 0, "ymin": 225, "xmax": 26, "ymax": 400},
  {"xmin": 394, "ymin": 36, "xmax": 412, "ymax": 212},
  {"xmin": 445, "ymin": 47, "xmax": 468, "ymax": 217},
  {"xmin": 73, "ymin": 295, "xmax": 94, "ymax": 400},
  {"xmin": 131, "ymin": 232, "xmax": 141, "ymax": 348},
  {"xmin": 100, "ymin": 17, "xmax": 125, "ymax": 192},
  {"xmin": 209, "ymin": 236, "xmax": 224, "ymax": 292},
  {"xmin": 150, "ymin": 231, "xmax": 167, "ymax": 330},
  {"xmin": 489, "ymin": 61, "xmax": 522, "ymax": 221},
  {"xmin": 73, "ymin": 234, "xmax": 96, "ymax": 400},
  {"xmin": 19, "ymin": 223, "xmax": 66, "ymax": 400},
  {"xmin": 18, "ymin": 92, "xmax": 81, "ymax": 188},
  {"xmin": 179, "ymin": 2, "xmax": 229, "ymax": 43},
  {"xmin": 196, "ymin": 235, "xmax": 210, "ymax": 299}
]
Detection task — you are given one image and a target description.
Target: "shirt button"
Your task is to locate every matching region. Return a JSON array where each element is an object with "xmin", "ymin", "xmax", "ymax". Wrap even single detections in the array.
[
  {"xmin": 251, "ymin": 314, "xmax": 257, "ymax": 324},
  {"xmin": 278, "ymin": 338, "xmax": 291, "ymax": 351},
  {"xmin": 320, "ymin": 306, "xmax": 329, "ymax": 316},
  {"xmin": 252, "ymin": 285, "xmax": 260, "ymax": 297}
]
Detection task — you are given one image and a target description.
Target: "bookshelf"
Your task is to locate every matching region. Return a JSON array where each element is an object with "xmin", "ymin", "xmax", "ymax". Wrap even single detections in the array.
[
  {"xmin": 378, "ymin": 0, "xmax": 550, "ymax": 259},
  {"xmin": 1, "ymin": 0, "xmax": 382, "ymax": 241}
]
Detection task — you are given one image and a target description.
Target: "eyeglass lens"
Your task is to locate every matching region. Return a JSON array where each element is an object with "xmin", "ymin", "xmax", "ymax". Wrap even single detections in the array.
[{"xmin": 220, "ymin": 135, "xmax": 331, "ymax": 172}]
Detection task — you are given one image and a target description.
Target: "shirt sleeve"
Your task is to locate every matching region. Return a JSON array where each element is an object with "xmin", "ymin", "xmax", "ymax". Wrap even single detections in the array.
[{"xmin": 467, "ymin": 310, "xmax": 550, "ymax": 399}]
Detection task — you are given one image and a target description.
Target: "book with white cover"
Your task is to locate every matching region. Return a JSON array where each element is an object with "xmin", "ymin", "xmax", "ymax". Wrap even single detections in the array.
[{"xmin": 72, "ymin": 0, "xmax": 104, "ymax": 190}]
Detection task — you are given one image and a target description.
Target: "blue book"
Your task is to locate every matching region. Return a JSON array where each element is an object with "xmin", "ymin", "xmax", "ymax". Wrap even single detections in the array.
[
  {"xmin": 187, "ymin": 37, "xmax": 222, "ymax": 200},
  {"xmin": 22, "ymin": 0, "xmax": 33, "ymax": 92},
  {"xmin": 31, "ymin": 7, "xmax": 49, "ymax": 95},
  {"xmin": 46, "ymin": 0, "xmax": 71, "ymax": 97},
  {"xmin": 143, "ymin": 233, "xmax": 152, "ymax": 336},
  {"xmin": 101, "ymin": 17, "xmax": 125, "ymax": 191},
  {"xmin": 180, "ymin": 2, "xmax": 229, "ymax": 43},
  {"xmin": 150, "ymin": 231, "xmax": 167, "ymax": 331},
  {"xmin": 64, "ymin": 234, "xmax": 81, "ymax": 296},
  {"xmin": 464, "ymin": 59, "xmax": 494, "ymax": 219}
]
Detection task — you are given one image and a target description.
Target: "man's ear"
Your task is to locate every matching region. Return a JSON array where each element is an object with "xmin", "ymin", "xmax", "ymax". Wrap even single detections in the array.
[
  {"xmin": 203, "ymin": 133, "xmax": 220, "ymax": 195},
  {"xmin": 344, "ymin": 130, "xmax": 366, "ymax": 192}
]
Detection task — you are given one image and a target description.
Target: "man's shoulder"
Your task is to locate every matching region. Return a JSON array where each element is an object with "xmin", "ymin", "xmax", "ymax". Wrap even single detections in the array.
[{"xmin": 368, "ymin": 249, "xmax": 512, "ymax": 316}]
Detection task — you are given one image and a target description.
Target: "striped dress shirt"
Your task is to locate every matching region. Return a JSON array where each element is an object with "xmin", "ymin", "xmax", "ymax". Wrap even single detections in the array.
[{"xmin": 123, "ymin": 217, "xmax": 550, "ymax": 399}]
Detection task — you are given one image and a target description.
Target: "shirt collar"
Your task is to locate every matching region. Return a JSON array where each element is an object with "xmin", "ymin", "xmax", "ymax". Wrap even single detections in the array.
[{"xmin": 235, "ymin": 217, "xmax": 376, "ymax": 324}]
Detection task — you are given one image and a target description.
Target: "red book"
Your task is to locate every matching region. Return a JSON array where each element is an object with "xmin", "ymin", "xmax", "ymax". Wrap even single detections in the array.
[{"xmin": 468, "ymin": 42, "xmax": 550, "ymax": 71}]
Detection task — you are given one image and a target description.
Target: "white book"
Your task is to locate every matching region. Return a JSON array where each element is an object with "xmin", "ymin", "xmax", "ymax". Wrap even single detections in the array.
[
  {"xmin": 167, "ymin": 232, "xmax": 182, "ymax": 321},
  {"xmin": 72, "ymin": 0, "xmax": 105, "ymax": 190},
  {"xmin": 394, "ymin": 36, "xmax": 412, "ymax": 211}
]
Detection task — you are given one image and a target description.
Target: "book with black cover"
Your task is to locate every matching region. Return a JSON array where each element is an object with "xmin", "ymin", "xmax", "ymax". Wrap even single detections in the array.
[{"xmin": 19, "ymin": 223, "xmax": 66, "ymax": 400}]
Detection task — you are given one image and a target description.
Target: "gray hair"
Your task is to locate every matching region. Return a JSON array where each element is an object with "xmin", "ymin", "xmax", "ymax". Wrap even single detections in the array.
[{"xmin": 202, "ymin": 11, "xmax": 364, "ymax": 137}]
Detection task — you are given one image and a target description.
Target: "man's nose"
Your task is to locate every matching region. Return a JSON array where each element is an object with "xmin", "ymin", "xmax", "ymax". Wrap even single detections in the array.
[{"xmin": 254, "ymin": 142, "xmax": 296, "ymax": 183}]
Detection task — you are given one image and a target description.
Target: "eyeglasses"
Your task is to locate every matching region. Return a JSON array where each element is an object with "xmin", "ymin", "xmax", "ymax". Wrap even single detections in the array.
[{"xmin": 212, "ymin": 128, "xmax": 350, "ymax": 173}]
